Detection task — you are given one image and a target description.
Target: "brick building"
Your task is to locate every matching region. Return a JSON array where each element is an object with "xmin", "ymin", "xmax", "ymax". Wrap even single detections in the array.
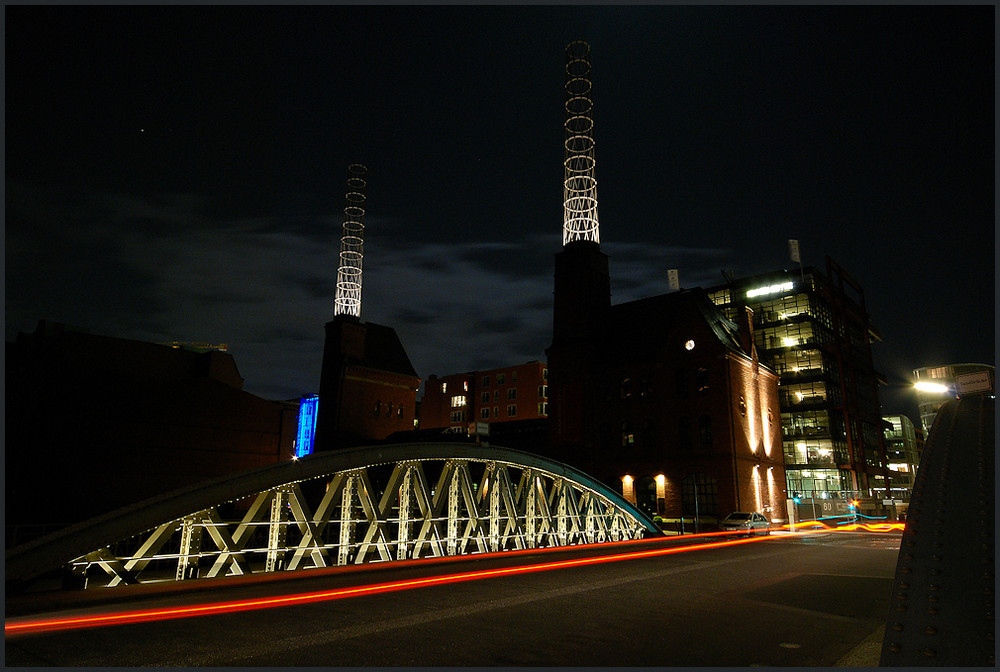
[
  {"xmin": 313, "ymin": 315, "xmax": 421, "ymax": 451},
  {"xmin": 420, "ymin": 360, "xmax": 548, "ymax": 433},
  {"xmin": 706, "ymin": 259, "xmax": 890, "ymax": 502},
  {"xmin": 545, "ymin": 241, "xmax": 786, "ymax": 522}
]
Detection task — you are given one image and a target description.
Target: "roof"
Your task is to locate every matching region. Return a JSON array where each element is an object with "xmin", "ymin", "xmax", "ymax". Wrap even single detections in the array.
[
  {"xmin": 355, "ymin": 321, "xmax": 419, "ymax": 379},
  {"xmin": 607, "ymin": 288, "xmax": 748, "ymax": 362}
]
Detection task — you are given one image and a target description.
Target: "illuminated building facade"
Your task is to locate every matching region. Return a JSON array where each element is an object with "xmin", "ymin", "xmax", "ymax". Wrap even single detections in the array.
[
  {"xmin": 420, "ymin": 361, "xmax": 549, "ymax": 431},
  {"xmin": 882, "ymin": 414, "xmax": 923, "ymax": 503},
  {"xmin": 706, "ymin": 259, "xmax": 889, "ymax": 501},
  {"xmin": 913, "ymin": 363, "xmax": 995, "ymax": 435},
  {"xmin": 547, "ymin": 287, "xmax": 786, "ymax": 521}
]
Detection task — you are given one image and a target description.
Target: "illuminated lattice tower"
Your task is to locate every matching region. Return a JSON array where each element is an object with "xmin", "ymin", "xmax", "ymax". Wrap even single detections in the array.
[
  {"xmin": 563, "ymin": 40, "xmax": 600, "ymax": 246},
  {"xmin": 333, "ymin": 164, "xmax": 367, "ymax": 318}
]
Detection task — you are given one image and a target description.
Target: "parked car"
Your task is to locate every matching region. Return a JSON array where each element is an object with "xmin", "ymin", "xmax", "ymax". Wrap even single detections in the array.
[{"xmin": 720, "ymin": 511, "xmax": 771, "ymax": 536}]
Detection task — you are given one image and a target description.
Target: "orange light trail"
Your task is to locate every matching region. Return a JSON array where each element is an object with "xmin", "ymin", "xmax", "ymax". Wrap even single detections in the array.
[
  {"xmin": 6, "ymin": 521, "xmax": 903, "ymax": 638},
  {"xmin": 7, "ymin": 534, "xmax": 773, "ymax": 637}
]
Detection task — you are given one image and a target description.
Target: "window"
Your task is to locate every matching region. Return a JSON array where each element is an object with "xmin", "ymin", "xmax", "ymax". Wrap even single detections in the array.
[
  {"xmin": 441, "ymin": 382, "xmax": 447, "ymax": 394},
  {"xmin": 621, "ymin": 422, "xmax": 635, "ymax": 447},
  {"xmin": 374, "ymin": 400, "xmax": 381, "ymax": 416},
  {"xmin": 386, "ymin": 403, "xmax": 393, "ymax": 418},
  {"xmin": 696, "ymin": 368, "xmax": 710, "ymax": 394},
  {"xmin": 450, "ymin": 395, "xmax": 467, "ymax": 408},
  {"xmin": 512, "ymin": 370, "xmax": 517, "ymax": 382},
  {"xmin": 537, "ymin": 402, "xmax": 548, "ymax": 416},
  {"xmin": 482, "ymin": 375, "xmax": 490, "ymax": 387},
  {"xmin": 450, "ymin": 410, "xmax": 465, "ymax": 423},
  {"xmin": 481, "ymin": 407, "xmax": 490, "ymax": 419},
  {"xmin": 681, "ymin": 472, "xmax": 718, "ymax": 517},
  {"xmin": 497, "ymin": 373, "xmax": 506, "ymax": 385},
  {"xmin": 679, "ymin": 416, "xmax": 692, "ymax": 449},
  {"xmin": 620, "ymin": 378, "xmax": 632, "ymax": 400},
  {"xmin": 507, "ymin": 404, "xmax": 517, "ymax": 417},
  {"xmin": 481, "ymin": 391, "xmax": 491, "ymax": 404},
  {"xmin": 493, "ymin": 406, "xmax": 499, "ymax": 418},
  {"xmin": 463, "ymin": 380, "xmax": 469, "ymax": 391},
  {"xmin": 397, "ymin": 405, "xmax": 404, "ymax": 418},
  {"xmin": 507, "ymin": 388, "xmax": 517, "ymax": 400},
  {"xmin": 538, "ymin": 385, "xmax": 548, "ymax": 398},
  {"xmin": 699, "ymin": 415, "xmax": 713, "ymax": 446},
  {"xmin": 543, "ymin": 368, "xmax": 548, "ymax": 381},
  {"xmin": 675, "ymin": 369, "xmax": 688, "ymax": 398},
  {"xmin": 493, "ymin": 390, "xmax": 499, "ymax": 402}
]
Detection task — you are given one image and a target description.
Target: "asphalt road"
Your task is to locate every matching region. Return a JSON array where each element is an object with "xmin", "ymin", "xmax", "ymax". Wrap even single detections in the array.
[{"xmin": 5, "ymin": 531, "xmax": 901, "ymax": 667}]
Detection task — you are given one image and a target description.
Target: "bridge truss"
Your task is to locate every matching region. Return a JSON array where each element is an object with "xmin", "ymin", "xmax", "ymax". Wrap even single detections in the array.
[{"xmin": 7, "ymin": 444, "xmax": 659, "ymax": 591}]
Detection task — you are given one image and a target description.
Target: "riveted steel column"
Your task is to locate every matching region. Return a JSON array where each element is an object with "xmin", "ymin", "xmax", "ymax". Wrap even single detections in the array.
[
  {"xmin": 266, "ymin": 489, "xmax": 289, "ymax": 573},
  {"xmin": 525, "ymin": 470, "xmax": 538, "ymax": 549},
  {"xmin": 397, "ymin": 465, "xmax": 414, "ymax": 560},
  {"xmin": 447, "ymin": 461, "xmax": 461, "ymax": 556},
  {"xmin": 338, "ymin": 473, "xmax": 359, "ymax": 566},
  {"xmin": 175, "ymin": 513, "xmax": 205, "ymax": 581}
]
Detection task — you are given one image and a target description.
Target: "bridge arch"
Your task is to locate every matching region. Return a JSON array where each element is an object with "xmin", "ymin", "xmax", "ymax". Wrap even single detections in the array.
[{"xmin": 7, "ymin": 443, "xmax": 660, "ymax": 591}]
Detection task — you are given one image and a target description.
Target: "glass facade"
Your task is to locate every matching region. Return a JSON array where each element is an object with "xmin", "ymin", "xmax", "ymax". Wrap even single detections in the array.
[{"xmin": 709, "ymin": 264, "xmax": 888, "ymax": 500}]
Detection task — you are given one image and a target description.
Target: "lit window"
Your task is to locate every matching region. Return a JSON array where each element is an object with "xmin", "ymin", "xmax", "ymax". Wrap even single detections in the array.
[
  {"xmin": 451, "ymin": 395, "xmax": 467, "ymax": 408},
  {"xmin": 463, "ymin": 380, "xmax": 469, "ymax": 391},
  {"xmin": 441, "ymin": 382, "xmax": 447, "ymax": 393}
]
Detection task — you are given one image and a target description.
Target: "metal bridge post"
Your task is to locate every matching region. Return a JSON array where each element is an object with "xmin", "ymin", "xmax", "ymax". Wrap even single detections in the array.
[
  {"xmin": 447, "ymin": 461, "xmax": 461, "ymax": 556},
  {"xmin": 338, "ymin": 474, "xmax": 359, "ymax": 566},
  {"xmin": 266, "ymin": 489, "xmax": 289, "ymax": 573},
  {"xmin": 176, "ymin": 514, "xmax": 205, "ymax": 581}
]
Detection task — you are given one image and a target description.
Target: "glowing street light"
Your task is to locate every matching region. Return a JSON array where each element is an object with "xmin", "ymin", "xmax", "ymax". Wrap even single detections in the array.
[{"xmin": 913, "ymin": 381, "xmax": 950, "ymax": 394}]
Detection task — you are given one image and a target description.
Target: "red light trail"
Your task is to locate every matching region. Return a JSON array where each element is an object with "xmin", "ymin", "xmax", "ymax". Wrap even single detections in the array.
[{"xmin": 5, "ymin": 523, "xmax": 901, "ymax": 638}]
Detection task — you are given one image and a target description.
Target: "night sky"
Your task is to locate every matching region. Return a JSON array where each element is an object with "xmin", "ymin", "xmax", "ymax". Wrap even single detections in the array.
[{"xmin": 6, "ymin": 6, "xmax": 994, "ymax": 419}]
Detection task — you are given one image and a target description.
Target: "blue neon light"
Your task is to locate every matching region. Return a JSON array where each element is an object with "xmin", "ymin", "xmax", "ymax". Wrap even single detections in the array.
[{"xmin": 295, "ymin": 395, "xmax": 319, "ymax": 458}]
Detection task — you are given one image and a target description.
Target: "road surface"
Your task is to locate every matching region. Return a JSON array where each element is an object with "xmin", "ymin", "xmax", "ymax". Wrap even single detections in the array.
[{"xmin": 6, "ymin": 530, "xmax": 900, "ymax": 666}]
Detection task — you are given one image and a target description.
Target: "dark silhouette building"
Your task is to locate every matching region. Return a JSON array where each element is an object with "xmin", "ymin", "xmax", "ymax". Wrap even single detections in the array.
[
  {"xmin": 313, "ymin": 315, "xmax": 420, "ymax": 451},
  {"xmin": 6, "ymin": 321, "xmax": 298, "ymax": 540}
]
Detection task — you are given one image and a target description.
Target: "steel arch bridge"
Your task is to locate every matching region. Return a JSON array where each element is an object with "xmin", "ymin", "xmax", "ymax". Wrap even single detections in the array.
[{"xmin": 6, "ymin": 443, "xmax": 660, "ymax": 591}]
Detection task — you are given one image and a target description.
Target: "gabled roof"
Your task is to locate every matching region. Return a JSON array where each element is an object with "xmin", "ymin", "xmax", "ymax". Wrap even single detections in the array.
[
  {"xmin": 354, "ymin": 321, "xmax": 419, "ymax": 379},
  {"xmin": 606, "ymin": 288, "xmax": 748, "ymax": 362}
]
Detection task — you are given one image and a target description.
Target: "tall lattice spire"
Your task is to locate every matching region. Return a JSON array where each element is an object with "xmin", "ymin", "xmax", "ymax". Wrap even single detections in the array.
[
  {"xmin": 333, "ymin": 164, "xmax": 367, "ymax": 318},
  {"xmin": 563, "ymin": 40, "xmax": 600, "ymax": 246}
]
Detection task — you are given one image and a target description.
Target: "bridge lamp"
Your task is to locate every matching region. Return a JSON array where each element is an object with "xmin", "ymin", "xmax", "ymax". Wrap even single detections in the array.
[{"xmin": 913, "ymin": 381, "xmax": 950, "ymax": 394}]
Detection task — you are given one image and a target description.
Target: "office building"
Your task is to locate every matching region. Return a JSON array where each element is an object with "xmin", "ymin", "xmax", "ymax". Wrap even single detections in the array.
[
  {"xmin": 706, "ymin": 259, "xmax": 889, "ymax": 502},
  {"xmin": 882, "ymin": 414, "xmax": 923, "ymax": 505}
]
